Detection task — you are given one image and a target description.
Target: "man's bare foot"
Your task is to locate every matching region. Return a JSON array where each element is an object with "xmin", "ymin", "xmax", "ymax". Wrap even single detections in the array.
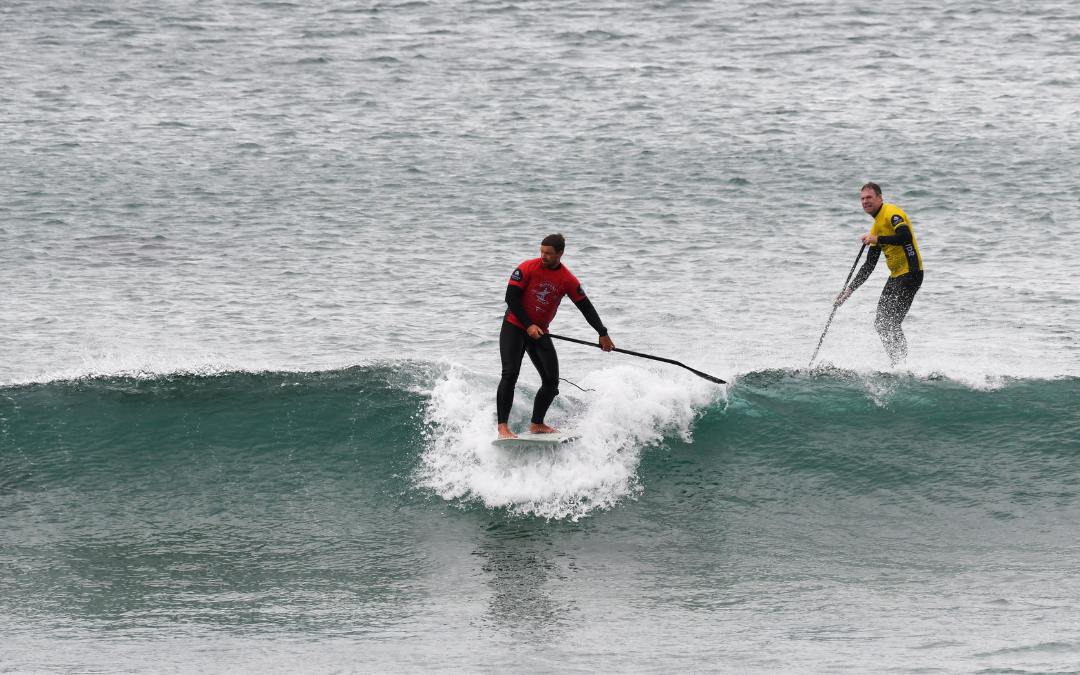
[
  {"xmin": 530, "ymin": 423, "xmax": 559, "ymax": 434},
  {"xmin": 497, "ymin": 423, "xmax": 517, "ymax": 439}
]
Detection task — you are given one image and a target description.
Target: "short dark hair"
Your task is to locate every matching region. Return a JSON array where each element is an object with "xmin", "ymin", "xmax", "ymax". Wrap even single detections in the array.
[
  {"xmin": 541, "ymin": 233, "xmax": 565, "ymax": 252},
  {"xmin": 861, "ymin": 182, "xmax": 882, "ymax": 196}
]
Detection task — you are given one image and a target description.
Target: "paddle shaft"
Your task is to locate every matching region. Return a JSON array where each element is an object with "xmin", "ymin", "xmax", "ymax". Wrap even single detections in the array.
[
  {"xmin": 548, "ymin": 333, "xmax": 726, "ymax": 384},
  {"xmin": 808, "ymin": 243, "xmax": 867, "ymax": 366}
]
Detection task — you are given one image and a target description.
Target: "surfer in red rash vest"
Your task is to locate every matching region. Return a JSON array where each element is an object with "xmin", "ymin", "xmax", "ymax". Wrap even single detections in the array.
[{"xmin": 497, "ymin": 233, "xmax": 614, "ymax": 439}]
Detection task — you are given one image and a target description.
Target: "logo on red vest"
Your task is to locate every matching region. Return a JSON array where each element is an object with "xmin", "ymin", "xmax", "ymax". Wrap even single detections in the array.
[{"xmin": 532, "ymin": 282, "xmax": 558, "ymax": 305}]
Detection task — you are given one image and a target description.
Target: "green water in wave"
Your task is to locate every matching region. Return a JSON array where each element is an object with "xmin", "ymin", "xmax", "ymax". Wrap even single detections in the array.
[
  {"xmin": 1, "ymin": 367, "xmax": 430, "ymax": 633},
  {"xmin": 2, "ymin": 368, "xmax": 1079, "ymax": 672},
  {"xmin": 680, "ymin": 369, "xmax": 1080, "ymax": 494},
  {"xmin": 640, "ymin": 371, "xmax": 1080, "ymax": 564}
]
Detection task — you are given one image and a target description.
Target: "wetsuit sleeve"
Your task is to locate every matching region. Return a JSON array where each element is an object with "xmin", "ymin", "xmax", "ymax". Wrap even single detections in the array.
[
  {"xmin": 848, "ymin": 246, "xmax": 881, "ymax": 292},
  {"xmin": 573, "ymin": 297, "xmax": 608, "ymax": 337},
  {"xmin": 505, "ymin": 285, "xmax": 534, "ymax": 328},
  {"xmin": 875, "ymin": 225, "xmax": 912, "ymax": 247}
]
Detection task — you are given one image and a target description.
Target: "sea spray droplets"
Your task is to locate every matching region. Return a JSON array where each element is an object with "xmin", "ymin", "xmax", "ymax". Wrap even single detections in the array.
[{"xmin": 417, "ymin": 364, "xmax": 718, "ymax": 520}]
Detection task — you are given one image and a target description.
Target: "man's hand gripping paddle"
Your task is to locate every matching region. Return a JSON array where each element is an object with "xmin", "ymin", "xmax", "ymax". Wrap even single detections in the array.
[
  {"xmin": 808, "ymin": 244, "xmax": 867, "ymax": 368},
  {"xmin": 548, "ymin": 334, "xmax": 725, "ymax": 384}
]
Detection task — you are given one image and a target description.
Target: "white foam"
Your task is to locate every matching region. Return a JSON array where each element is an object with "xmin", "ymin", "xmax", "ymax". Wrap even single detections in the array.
[{"xmin": 416, "ymin": 363, "xmax": 719, "ymax": 521}]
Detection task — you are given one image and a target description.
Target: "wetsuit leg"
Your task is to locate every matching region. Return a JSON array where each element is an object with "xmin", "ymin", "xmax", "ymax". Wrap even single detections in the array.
[
  {"xmin": 523, "ymin": 333, "xmax": 560, "ymax": 425},
  {"xmin": 497, "ymin": 321, "xmax": 530, "ymax": 424},
  {"xmin": 874, "ymin": 271, "xmax": 923, "ymax": 365}
]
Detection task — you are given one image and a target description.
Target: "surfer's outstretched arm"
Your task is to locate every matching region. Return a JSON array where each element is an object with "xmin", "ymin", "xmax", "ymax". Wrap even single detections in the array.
[
  {"xmin": 836, "ymin": 246, "xmax": 881, "ymax": 306},
  {"xmin": 573, "ymin": 297, "xmax": 614, "ymax": 351},
  {"xmin": 848, "ymin": 246, "xmax": 881, "ymax": 293}
]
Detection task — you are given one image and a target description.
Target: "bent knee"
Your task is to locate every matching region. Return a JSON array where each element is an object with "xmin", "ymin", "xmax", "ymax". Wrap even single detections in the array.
[{"xmin": 875, "ymin": 315, "xmax": 898, "ymax": 333}]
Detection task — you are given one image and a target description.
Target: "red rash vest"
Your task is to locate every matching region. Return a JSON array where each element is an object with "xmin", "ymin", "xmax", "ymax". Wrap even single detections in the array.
[{"xmin": 506, "ymin": 258, "xmax": 586, "ymax": 332}]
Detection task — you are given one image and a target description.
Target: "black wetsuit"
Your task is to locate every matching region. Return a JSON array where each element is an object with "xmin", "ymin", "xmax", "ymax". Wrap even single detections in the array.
[{"xmin": 849, "ymin": 225, "xmax": 924, "ymax": 364}]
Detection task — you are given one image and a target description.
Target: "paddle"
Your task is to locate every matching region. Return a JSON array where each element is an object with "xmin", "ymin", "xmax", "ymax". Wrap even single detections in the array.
[
  {"xmin": 548, "ymin": 333, "xmax": 726, "ymax": 384},
  {"xmin": 808, "ymin": 244, "xmax": 866, "ymax": 367}
]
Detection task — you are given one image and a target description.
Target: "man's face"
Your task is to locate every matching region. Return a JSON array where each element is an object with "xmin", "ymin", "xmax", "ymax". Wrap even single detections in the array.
[
  {"xmin": 540, "ymin": 245, "xmax": 563, "ymax": 269},
  {"xmin": 861, "ymin": 188, "xmax": 883, "ymax": 214}
]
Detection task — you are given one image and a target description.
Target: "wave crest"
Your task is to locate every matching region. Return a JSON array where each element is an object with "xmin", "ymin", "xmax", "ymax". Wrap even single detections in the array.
[{"xmin": 416, "ymin": 364, "xmax": 719, "ymax": 520}]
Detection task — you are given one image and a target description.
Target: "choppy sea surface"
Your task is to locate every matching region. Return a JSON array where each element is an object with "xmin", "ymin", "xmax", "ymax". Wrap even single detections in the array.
[{"xmin": 2, "ymin": 0, "xmax": 1079, "ymax": 672}]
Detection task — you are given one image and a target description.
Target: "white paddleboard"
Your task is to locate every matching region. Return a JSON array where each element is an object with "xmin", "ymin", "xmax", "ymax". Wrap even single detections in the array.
[{"xmin": 492, "ymin": 430, "xmax": 580, "ymax": 448}]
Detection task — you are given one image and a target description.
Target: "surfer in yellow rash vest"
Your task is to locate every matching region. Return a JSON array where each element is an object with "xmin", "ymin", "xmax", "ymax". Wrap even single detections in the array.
[{"xmin": 833, "ymin": 182, "xmax": 925, "ymax": 365}]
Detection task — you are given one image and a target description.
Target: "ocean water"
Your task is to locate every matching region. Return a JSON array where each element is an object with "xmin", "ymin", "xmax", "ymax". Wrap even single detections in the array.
[{"xmin": 2, "ymin": 0, "xmax": 1079, "ymax": 672}]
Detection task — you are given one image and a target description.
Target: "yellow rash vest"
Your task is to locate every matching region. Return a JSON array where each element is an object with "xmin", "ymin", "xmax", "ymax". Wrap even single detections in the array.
[{"xmin": 871, "ymin": 204, "xmax": 923, "ymax": 277}]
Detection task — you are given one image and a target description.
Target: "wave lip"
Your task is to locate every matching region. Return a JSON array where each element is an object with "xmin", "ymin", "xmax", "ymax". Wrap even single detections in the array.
[{"xmin": 416, "ymin": 364, "xmax": 718, "ymax": 521}]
